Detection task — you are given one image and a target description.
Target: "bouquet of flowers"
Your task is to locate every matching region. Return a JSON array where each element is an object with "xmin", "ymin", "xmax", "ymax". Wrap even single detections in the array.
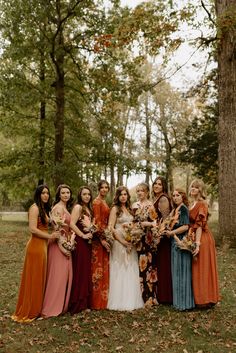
[
  {"xmin": 122, "ymin": 222, "xmax": 143, "ymax": 247},
  {"xmin": 81, "ymin": 214, "xmax": 97, "ymax": 244},
  {"xmin": 50, "ymin": 211, "xmax": 76, "ymax": 251},
  {"xmin": 175, "ymin": 229, "xmax": 196, "ymax": 253},
  {"xmin": 50, "ymin": 211, "xmax": 66, "ymax": 230},
  {"xmin": 150, "ymin": 226, "xmax": 161, "ymax": 250},
  {"xmin": 58, "ymin": 229, "xmax": 76, "ymax": 251},
  {"xmin": 133, "ymin": 205, "xmax": 157, "ymax": 224},
  {"xmin": 159, "ymin": 210, "xmax": 180, "ymax": 234},
  {"xmin": 103, "ymin": 227, "xmax": 115, "ymax": 247}
]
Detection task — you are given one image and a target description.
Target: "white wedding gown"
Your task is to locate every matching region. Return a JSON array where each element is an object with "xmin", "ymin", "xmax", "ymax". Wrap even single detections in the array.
[{"xmin": 107, "ymin": 212, "xmax": 144, "ymax": 311}]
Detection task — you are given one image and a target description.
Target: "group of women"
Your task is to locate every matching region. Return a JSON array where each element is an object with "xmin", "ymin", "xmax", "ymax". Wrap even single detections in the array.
[{"xmin": 12, "ymin": 177, "xmax": 220, "ymax": 323}]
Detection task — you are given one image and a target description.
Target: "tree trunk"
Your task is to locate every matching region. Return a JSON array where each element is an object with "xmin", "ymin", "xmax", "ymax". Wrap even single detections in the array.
[
  {"xmin": 110, "ymin": 163, "xmax": 115, "ymax": 197},
  {"xmin": 38, "ymin": 49, "xmax": 46, "ymax": 186},
  {"xmin": 159, "ymin": 105, "xmax": 173, "ymax": 192},
  {"xmin": 215, "ymin": 0, "xmax": 236, "ymax": 247},
  {"xmin": 51, "ymin": 2, "xmax": 65, "ymax": 188},
  {"xmin": 144, "ymin": 101, "xmax": 152, "ymax": 185}
]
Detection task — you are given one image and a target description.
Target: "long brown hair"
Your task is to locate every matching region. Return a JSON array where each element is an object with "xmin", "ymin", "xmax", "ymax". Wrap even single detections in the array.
[
  {"xmin": 172, "ymin": 188, "xmax": 189, "ymax": 208},
  {"xmin": 76, "ymin": 186, "xmax": 93, "ymax": 217},
  {"xmin": 53, "ymin": 184, "xmax": 74, "ymax": 212},
  {"xmin": 152, "ymin": 176, "xmax": 168, "ymax": 196},
  {"xmin": 112, "ymin": 186, "xmax": 132, "ymax": 216}
]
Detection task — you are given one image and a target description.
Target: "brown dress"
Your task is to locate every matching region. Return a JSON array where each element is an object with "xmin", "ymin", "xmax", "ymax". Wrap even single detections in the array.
[
  {"xmin": 190, "ymin": 201, "xmax": 220, "ymax": 305},
  {"xmin": 91, "ymin": 197, "xmax": 110, "ymax": 309},
  {"xmin": 12, "ymin": 210, "xmax": 48, "ymax": 322}
]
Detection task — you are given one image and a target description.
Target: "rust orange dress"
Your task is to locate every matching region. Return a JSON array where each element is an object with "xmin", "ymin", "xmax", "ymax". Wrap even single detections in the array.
[
  {"xmin": 190, "ymin": 201, "xmax": 220, "ymax": 305},
  {"xmin": 12, "ymin": 212, "xmax": 48, "ymax": 322},
  {"xmin": 91, "ymin": 197, "xmax": 110, "ymax": 309}
]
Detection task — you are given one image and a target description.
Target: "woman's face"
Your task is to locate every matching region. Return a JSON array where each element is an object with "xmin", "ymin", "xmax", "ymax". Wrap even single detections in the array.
[
  {"xmin": 136, "ymin": 187, "xmax": 148, "ymax": 201},
  {"xmin": 41, "ymin": 188, "xmax": 50, "ymax": 204},
  {"xmin": 190, "ymin": 183, "xmax": 200, "ymax": 198},
  {"xmin": 81, "ymin": 188, "xmax": 91, "ymax": 204},
  {"xmin": 119, "ymin": 190, "xmax": 128, "ymax": 204},
  {"xmin": 99, "ymin": 183, "xmax": 109, "ymax": 197},
  {"xmin": 153, "ymin": 179, "xmax": 163, "ymax": 195},
  {"xmin": 60, "ymin": 188, "xmax": 71, "ymax": 203},
  {"xmin": 172, "ymin": 191, "xmax": 183, "ymax": 206}
]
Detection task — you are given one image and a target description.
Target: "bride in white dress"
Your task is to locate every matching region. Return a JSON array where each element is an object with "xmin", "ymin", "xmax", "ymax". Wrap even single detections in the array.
[{"xmin": 107, "ymin": 186, "xmax": 144, "ymax": 311}]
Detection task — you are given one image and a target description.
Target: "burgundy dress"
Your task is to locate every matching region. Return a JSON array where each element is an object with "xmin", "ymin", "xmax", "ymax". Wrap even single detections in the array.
[
  {"xmin": 69, "ymin": 212, "xmax": 92, "ymax": 313},
  {"xmin": 154, "ymin": 194, "xmax": 173, "ymax": 304}
]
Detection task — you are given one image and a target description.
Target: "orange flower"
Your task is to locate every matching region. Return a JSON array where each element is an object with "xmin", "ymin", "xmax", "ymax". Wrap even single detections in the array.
[
  {"xmin": 139, "ymin": 255, "xmax": 148, "ymax": 272},
  {"xmin": 146, "ymin": 269, "xmax": 158, "ymax": 283}
]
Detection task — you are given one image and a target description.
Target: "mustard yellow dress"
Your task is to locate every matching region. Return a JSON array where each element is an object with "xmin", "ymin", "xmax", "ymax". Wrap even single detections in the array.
[{"xmin": 12, "ymin": 214, "xmax": 48, "ymax": 322}]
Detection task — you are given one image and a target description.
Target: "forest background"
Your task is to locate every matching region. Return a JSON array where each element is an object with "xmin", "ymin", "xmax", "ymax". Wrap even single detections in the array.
[{"xmin": 0, "ymin": 0, "xmax": 235, "ymax": 246}]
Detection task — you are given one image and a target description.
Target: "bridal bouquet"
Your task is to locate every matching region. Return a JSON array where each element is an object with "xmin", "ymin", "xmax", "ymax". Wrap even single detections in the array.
[{"xmin": 123, "ymin": 222, "xmax": 143, "ymax": 246}]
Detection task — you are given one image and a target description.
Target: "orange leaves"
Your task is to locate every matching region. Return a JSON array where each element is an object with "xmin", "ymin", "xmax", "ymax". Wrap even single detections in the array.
[{"xmin": 94, "ymin": 34, "xmax": 113, "ymax": 53}]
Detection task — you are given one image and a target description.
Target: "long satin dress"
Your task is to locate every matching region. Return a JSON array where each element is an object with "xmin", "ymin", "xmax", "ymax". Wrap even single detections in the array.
[
  {"xmin": 154, "ymin": 193, "xmax": 173, "ymax": 304},
  {"xmin": 171, "ymin": 204, "xmax": 195, "ymax": 311},
  {"xmin": 91, "ymin": 197, "xmax": 110, "ymax": 309},
  {"xmin": 12, "ymin": 211, "xmax": 48, "ymax": 323},
  {"xmin": 69, "ymin": 211, "xmax": 92, "ymax": 314},
  {"xmin": 190, "ymin": 201, "xmax": 220, "ymax": 305},
  {"xmin": 41, "ymin": 213, "xmax": 73, "ymax": 317}
]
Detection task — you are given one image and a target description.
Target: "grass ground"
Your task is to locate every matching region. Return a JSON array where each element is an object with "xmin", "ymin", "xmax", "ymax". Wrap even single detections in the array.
[{"xmin": 0, "ymin": 217, "xmax": 235, "ymax": 353}]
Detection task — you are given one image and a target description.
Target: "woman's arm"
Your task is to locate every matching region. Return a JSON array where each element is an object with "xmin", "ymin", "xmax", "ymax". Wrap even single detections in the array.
[
  {"xmin": 29, "ymin": 204, "xmax": 58, "ymax": 240},
  {"xmin": 164, "ymin": 225, "xmax": 189, "ymax": 243},
  {"xmin": 108, "ymin": 207, "xmax": 130, "ymax": 247},
  {"xmin": 70, "ymin": 205, "xmax": 92, "ymax": 240},
  {"xmin": 192, "ymin": 226, "xmax": 202, "ymax": 256}
]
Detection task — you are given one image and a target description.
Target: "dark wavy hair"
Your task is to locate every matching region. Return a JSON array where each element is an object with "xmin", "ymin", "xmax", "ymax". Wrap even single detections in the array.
[
  {"xmin": 172, "ymin": 188, "xmax": 189, "ymax": 207},
  {"xmin": 98, "ymin": 179, "xmax": 110, "ymax": 191},
  {"xmin": 33, "ymin": 184, "xmax": 51, "ymax": 224},
  {"xmin": 76, "ymin": 186, "xmax": 93, "ymax": 216},
  {"xmin": 112, "ymin": 186, "xmax": 132, "ymax": 216},
  {"xmin": 152, "ymin": 176, "xmax": 168, "ymax": 196},
  {"xmin": 53, "ymin": 184, "xmax": 74, "ymax": 212}
]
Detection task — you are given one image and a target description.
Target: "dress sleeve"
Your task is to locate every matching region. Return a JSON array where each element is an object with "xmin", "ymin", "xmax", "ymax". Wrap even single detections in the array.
[
  {"xmin": 178, "ymin": 205, "xmax": 190, "ymax": 226},
  {"xmin": 93, "ymin": 199, "xmax": 105, "ymax": 238},
  {"xmin": 194, "ymin": 201, "xmax": 208, "ymax": 230}
]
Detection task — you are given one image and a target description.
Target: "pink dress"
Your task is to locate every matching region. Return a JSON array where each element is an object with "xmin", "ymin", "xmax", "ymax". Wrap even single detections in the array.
[{"xmin": 41, "ymin": 213, "xmax": 73, "ymax": 317}]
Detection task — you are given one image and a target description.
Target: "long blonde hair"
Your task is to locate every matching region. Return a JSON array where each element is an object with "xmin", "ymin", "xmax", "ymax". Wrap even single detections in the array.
[{"xmin": 189, "ymin": 179, "xmax": 207, "ymax": 200}]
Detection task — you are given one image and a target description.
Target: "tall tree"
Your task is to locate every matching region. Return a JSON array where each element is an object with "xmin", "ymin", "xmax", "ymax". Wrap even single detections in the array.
[{"xmin": 215, "ymin": 0, "xmax": 236, "ymax": 247}]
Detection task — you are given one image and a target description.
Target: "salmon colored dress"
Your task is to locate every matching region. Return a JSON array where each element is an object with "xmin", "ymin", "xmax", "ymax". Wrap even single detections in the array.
[
  {"xmin": 41, "ymin": 213, "xmax": 73, "ymax": 317},
  {"xmin": 91, "ymin": 197, "xmax": 110, "ymax": 309},
  {"xmin": 190, "ymin": 201, "xmax": 220, "ymax": 305},
  {"xmin": 12, "ymin": 213, "xmax": 48, "ymax": 323}
]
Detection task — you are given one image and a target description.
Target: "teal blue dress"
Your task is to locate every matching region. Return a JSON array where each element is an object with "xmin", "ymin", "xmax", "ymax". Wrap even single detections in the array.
[{"xmin": 171, "ymin": 204, "xmax": 195, "ymax": 311}]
